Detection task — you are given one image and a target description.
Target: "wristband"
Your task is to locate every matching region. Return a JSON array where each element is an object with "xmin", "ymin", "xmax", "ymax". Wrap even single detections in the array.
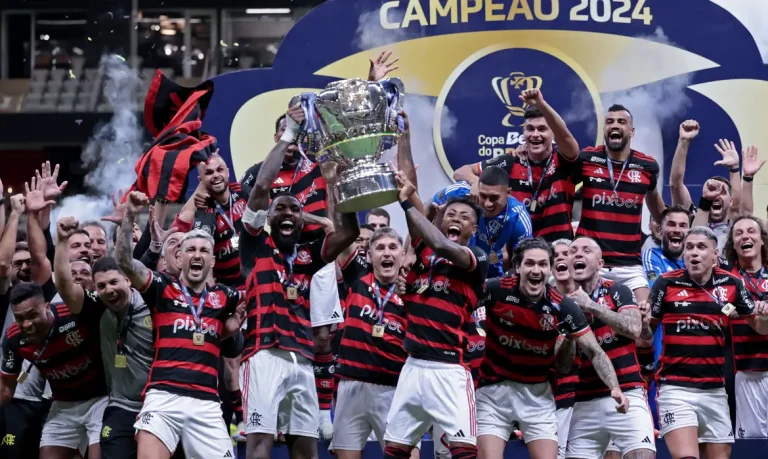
[
  {"xmin": 743, "ymin": 175, "xmax": 754, "ymax": 183},
  {"xmin": 730, "ymin": 166, "xmax": 740, "ymax": 173},
  {"xmin": 400, "ymin": 200, "xmax": 414, "ymax": 212},
  {"xmin": 698, "ymin": 196, "xmax": 713, "ymax": 212}
]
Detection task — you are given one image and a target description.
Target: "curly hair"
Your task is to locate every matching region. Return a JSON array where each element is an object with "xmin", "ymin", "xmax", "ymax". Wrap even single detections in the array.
[{"xmin": 723, "ymin": 215, "xmax": 768, "ymax": 267}]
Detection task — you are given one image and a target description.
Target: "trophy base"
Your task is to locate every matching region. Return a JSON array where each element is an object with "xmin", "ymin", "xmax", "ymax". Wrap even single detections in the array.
[{"xmin": 334, "ymin": 164, "xmax": 399, "ymax": 213}]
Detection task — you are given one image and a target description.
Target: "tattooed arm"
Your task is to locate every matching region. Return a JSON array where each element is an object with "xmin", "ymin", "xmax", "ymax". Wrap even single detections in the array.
[
  {"xmin": 569, "ymin": 286, "xmax": 642, "ymax": 339},
  {"xmin": 116, "ymin": 192, "xmax": 153, "ymax": 291},
  {"xmin": 575, "ymin": 330, "xmax": 621, "ymax": 391}
]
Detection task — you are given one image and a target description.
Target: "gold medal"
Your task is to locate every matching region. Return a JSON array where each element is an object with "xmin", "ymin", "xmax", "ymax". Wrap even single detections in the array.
[
  {"xmin": 287, "ymin": 286, "xmax": 298, "ymax": 300},
  {"xmin": 230, "ymin": 235, "xmax": 239, "ymax": 251},
  {"xmin": 114, "ymin": 354, "xmax": 127, "ymax": 368},
  {"xmin": 528, "ymin": 200, "xmax": 537, "ymax": 212},
  {"xmin": 372, "ymin": 324, "xmax": 385, "ymax": 338},
  {"xmin": 488, "ymin": 252, "xmax": 499, "ymax": 264},
  {"xmin": 192, "ymin": 332, "xmax": 206, "ymax": 346},
  {"xmin": 721, "ymin": 303, "xmax": 736, "ymax": 316},
  {"xmin": 17, "ymin": 371, "xmax": 28, "ymax": 383},
  {"xmin": 417, "ymin": 284, "xmax": 429, "ymax": 294}
]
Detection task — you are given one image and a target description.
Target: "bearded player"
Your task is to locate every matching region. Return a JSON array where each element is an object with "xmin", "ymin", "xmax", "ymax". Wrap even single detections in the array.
[
  {"xmin": 565, "ymin": 237, "xmax": 654, "ymax": 459},
  {"xmin": 478, "ymin": 238, "xmax": 626, "ymax": 459}
]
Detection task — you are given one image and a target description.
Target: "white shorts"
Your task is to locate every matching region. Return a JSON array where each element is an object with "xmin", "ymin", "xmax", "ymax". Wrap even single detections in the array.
[
  {"xmin": 384, "ymin": 356, "xmax": 476, "ymax": 446},
  {"xmin": 40, "ymin": 396, "xmax": 107, "ymax": 452},
  {"xmin": 476, "ymin": 380, "xmax": 557, "ymax": 444},
  {"xmin": 433, "ymin": 424, "xmax": 450, "ymax": 459},
  {"xmin": 241, "ymin": 348, "xmax": 319, "ymax": 438},
  {"xmin": 600, "ymin": 265, "xmax": 648, "ymax": 292},
  {"xmin": 735, "ymin": 371, "xmax": 768, "ymax": 439},
  {"xmin": 555, "ymin": 407, "xmax": 572, "ymax": 459},
  {"xmin": 331, "ymin": 379, "xmax": 394, "ymax": 450},
  {"xmin": 566, "ymin": 388, "xmax": 655, "ymax": 458},
  {"xmin": 310, "ymin": 263, "xmax": 344, "ymax": 327},
  {"xmin": 658, "ymin": 384, "xmax": 734, "ymax": 443},
  {"xmin": 134, "ymin": 389, "xmax": 233, "ymax": 457},
  {"xmin": 604, "ymin": 441, "xmax": 620, "ymax": 454}
]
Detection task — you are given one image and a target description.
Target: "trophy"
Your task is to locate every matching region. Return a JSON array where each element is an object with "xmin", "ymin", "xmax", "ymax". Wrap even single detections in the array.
[{"xmin": 294, "ymin": 78, "xmax": 405, "ymax": 213}]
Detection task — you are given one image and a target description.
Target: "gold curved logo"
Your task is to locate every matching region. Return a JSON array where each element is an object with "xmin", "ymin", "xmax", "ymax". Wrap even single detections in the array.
[{"xmin": 491, "ymin": 72, "xmax": 543, "ymax": 126}]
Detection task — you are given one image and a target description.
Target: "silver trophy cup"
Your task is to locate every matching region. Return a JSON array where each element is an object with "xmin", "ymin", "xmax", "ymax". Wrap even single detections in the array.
[{"xmin": 297, "ymin": 78, "xmax": 405, "ymax": 213}]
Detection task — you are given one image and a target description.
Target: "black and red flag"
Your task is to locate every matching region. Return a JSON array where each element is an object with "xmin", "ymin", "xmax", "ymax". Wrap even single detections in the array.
[{"xmin": 128, "ymin": 70, "xmax": 216, "ymax": 202}]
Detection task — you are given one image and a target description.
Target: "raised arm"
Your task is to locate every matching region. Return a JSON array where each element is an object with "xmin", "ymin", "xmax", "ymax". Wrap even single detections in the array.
[
  {"xmin": 569, "ymin": 287, "xmax": 642, "ymax": 339},
  {"xmin": 396, "ymin": 171, "xmax": 474, "ymax": 269},
  {"xmin": 520, "ymin": 89, "xmax": 579, "ymax": 160},
  {"xmin": 713, "ymin": 139, "xmax": 742, "ymax": 222},
  {"xmin": 322, "ymin": 199, "xmax": 360, "ymax": 263},
  {"xmin": 24, "ymin": 177, "xmax": 56, "ymax": 285},
  {"xmin": 574, "ymin": 330, "xmax": 629, "ymax": 413},
  {"xmin": 116, "ymin": 192, "xmax": 153, "ymax": 291},
  {"xmin": 740, "ymin": 145, "xmax": 764, "ymax": 216},
  {"xmin": 248, "ymin": 106, "xmax": 304, "ymax": 212},
  {"xmin": 0, "ymin": 195, "xmax": 25, "ymax": 288},
  {"xmin": 692, "ymin": 179, "xmax": 725, "ymax": 228},
  {"xmin": 669, "ymin": 120, "xmax": 698, "ymax": 208},
  {"xmin": 367, "ymin": 50, "xmax": 399, "ymax": 81},
  {"xmin": 53, "ymin": 217, "xmax": 86, "ymax": 313}
]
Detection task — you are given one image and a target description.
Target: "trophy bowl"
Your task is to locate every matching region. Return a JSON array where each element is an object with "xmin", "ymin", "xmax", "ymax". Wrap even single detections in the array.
[{"xmin": 296, "ymin": 77, "xmax": 405, "ymax": 213}]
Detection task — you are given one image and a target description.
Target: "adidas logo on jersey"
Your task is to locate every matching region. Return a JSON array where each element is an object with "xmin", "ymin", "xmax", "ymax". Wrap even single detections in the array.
[
  {"xmin": 274, "ymin": 177, "xmax": 285, "ymax": 184},
  {"xmin": 594, "ymin": 167, "xmax": 604, "ymax": 175},
  {"xmin": 677, "ymin": 289, "xmax": 689, "ymax": 298}
]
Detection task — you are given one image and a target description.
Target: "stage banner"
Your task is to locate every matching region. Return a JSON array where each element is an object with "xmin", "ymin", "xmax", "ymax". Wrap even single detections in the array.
[{"xmin": 203, "ymin": 0, "xmax": 768, "ymax": 227}]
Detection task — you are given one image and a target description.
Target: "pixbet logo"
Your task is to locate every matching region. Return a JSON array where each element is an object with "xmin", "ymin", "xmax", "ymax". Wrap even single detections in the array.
[
  {"xmin": 498, "ymin": 335, "xmax": 549, "ymax": 354},
  {"xmin": 676, "ymin": 316, "xmax": 723, "ymax": 333},
  {"xmin": 172, "ymin": 317, "xmax": 219, "ymax": 338},
  {"xmin": 591, "ymin": 192, "xmax": 640, "ymax": 209},
  {"xmin": 359, "ymin": 305, "xmax": 404, "ymax": 334}
]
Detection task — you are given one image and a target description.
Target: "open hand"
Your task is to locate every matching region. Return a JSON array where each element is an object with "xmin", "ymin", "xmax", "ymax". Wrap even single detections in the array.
[
  {"xmin": 38, "ymin": 161, "xmax": 68, "ymax": 201},
  {"xmin": 742, "ymin": 145, "xmax": 764, "ymax": 178},
  {"xmin": 149, "ymin": 205, "xmax": 179, "ymax": 244},
  {"xmin": 395, "ymin": 170, "xmax": 416, "ymax": 202},
  {"xmin": 24, "ymin": 176, "xmax": 55, "ymax": 212},
  {"xmin": 714, "ymin": 138, "xmax": 739, "ymax": 168},
  {"xmin": 368, "ymin": 50, "xmax": 399, "ymax": 81},
  {"xmin": 102, "ymin": 189, "xmax": 128, "ymax": 224}
]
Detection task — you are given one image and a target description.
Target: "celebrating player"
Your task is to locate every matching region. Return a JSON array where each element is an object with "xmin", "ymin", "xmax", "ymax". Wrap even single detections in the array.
[
  {"xmin": 383, "ymin": 171, "xmax": 488, "ymax": 459},
  {"xmin": 116, "ymin": 191, "xmax": 246, "ymax": 459},
  {"xmin": 453, "ymin": 89, "xmax": 581, "ymax": 241},
  {"xmin": 478, "ymin": 238, "xmax": 624, "ymax": 459},
  {"xmin": 238, "ymin": 103, "xmax": 359, "ymax": 459},
  {"xmin": 565, "ymin": 237, "xmax": 655, "ymax": 459},
  {"xmin": 574, "ymin": 105, "xmax": 665, "ymax": 305},
  {"xmin": 645, "ymin": 227, "xmax": 768, "ymax": 459}
]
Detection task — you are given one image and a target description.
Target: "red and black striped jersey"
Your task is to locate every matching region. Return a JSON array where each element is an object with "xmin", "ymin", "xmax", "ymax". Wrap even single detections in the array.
[
  {"xmin": 466, "ymin": 321, "xmax": 485, "ymax": 389},
  {"xmin": 553, "ymin": 356, "xmax": 579, "ymax": 410},
  {"xmin": 1, "ymin": 301, "xmax": 107, "ymax": 402},
  {"xmin": 403, "ymin": 239, "xmax": 489, "ymax": 367},
  {"xmin": 575, "ymin": 147, "xmax": 659, "ymax": 267},
  {"xmin": 650, "ymin": 268, "xmax": 755, "ymax": 389},
  {"xmin": 479, "ymin": 149, "xmax": 579, "ymax": 242},
  {"xmin": 241, "ymin": 222, "xmax": 329, "ymax": 362},
  {"xmin": 720, "ymin": 261, "xmax": 768, "ymax": 372},
  {"xmin": 479, "ymin": 276, "xmax": 590, "ymax": 386},
  {"xmin": 138, "ymin": 271, "xmax": 241, "ymax": 401},
  {"xmin": 240, "ymin": 158, "xmax": 328, "ymax": 241},
  {"xmin": 576, "ymin": 278, "xmax": 644, "ymax": 401},
  {"xmin": 636, "ymin": 343, "xmax": 655, "ymax": 382},
  {"xmin": 179, "ymin": 184, "xmax": 248, "ymax": 287},
  {"xmin": 336, "ymin": 254, "xmax": 408, "ymax": 387}
]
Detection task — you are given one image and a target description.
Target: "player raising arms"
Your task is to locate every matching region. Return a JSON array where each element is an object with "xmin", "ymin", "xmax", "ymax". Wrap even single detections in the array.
[{"xmin": 383, "ymin": 171, "xmax": 488, "ymax": 459}]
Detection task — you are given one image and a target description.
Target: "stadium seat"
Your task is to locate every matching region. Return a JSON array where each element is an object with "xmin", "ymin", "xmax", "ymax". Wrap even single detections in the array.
[{"xmin": 31, "ymin": 68, "xmax": 49, "ymax": 82}]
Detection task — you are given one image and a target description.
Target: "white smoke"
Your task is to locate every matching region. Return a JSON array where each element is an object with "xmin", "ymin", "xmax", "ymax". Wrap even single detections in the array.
[
  {"xmin": 51, "ymin": 55, "xmax": 143, "ymax": 236},
  {"xmin": 711, "ymin": 0, "xmax": 768, "ymax": 63},
  {"xmin": 354, "ymin": 9, "xmax": 457, "ymax": 234},
  {"xmin": 566, "ymin": 27, "xmax": 692, "ymax": 230}
]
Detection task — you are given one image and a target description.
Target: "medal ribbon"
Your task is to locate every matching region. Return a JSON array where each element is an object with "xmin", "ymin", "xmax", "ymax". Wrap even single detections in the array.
[
  {"xmin": 117, "ymin": 296, "xmax": 142, "ymax": 355},
  {"xmin": 214, "ymin": 194, "xmax": 237, "ymax": 234},
  {"xmin": 22, "ymin": 311, "xmax": 56, "ymax": 378},
  {"xmin": 606, "ymin": 152, "xmax": 633, "ymax": 196},
  {"xmin": 526, "ymin": 154, "xmax": 553, "ymax": 201},
  {"xmin": 739, "ymin": 267, "xmax": 766, "ymax": 301},
  {"xmin": 479, "ymin": 206, "xmax": 510, "ymax": 259},
  {"xmin": 372, "ymin": 282, "xmax": 397, "ymax": 325},
  {"xmin": 181, "ymin": 284, "xmax": 208, "ymax": 332},
  {"xmin": 285, "ymin": 246, "xmax": 298, "ymax": 287},
  {"xmin": 690, "ymin": 276, "xmax": 726, "ymax": 307},
  {"xmin": 424, "ymin": 254, "xmax": 445, "ymax": 290}
]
